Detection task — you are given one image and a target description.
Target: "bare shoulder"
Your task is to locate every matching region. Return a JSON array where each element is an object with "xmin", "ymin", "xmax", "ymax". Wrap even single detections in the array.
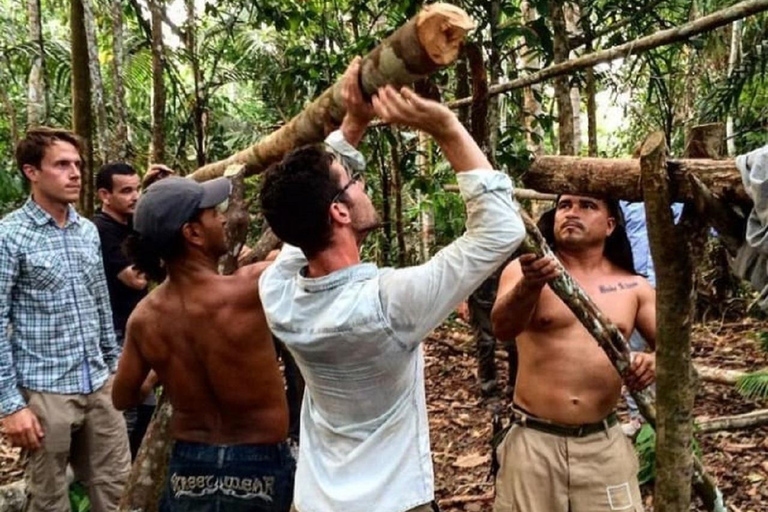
[
  {"xmin": 233, "ymin": 261, "xmax": 271, "ymax": 281},
  {"xmin": 497, "ymin": 257, "xmax": 523, "ymax": 296}
]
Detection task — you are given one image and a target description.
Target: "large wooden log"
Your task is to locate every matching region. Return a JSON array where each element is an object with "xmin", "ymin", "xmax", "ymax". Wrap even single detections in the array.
[
  {"xmin": 523, "ymin": 156, "xmax": 749, "ymax": 206},
  {"xmin": 189, "ymin": 3, "xmax": 474, "ymax": 182}
]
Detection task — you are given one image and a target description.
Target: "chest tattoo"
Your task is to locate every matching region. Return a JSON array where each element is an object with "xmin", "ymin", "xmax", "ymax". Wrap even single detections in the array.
[{"xmin": 599, "ymin": 281, "xmax": 638, "ymax": 294}]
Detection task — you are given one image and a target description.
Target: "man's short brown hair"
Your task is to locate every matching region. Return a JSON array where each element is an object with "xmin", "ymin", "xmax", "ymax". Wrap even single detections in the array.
[{"xmin": 15, "ymin": 127, "xmax": 83, "ymax": 182}]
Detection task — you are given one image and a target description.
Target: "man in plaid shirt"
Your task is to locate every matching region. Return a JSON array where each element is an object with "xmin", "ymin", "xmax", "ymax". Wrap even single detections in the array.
[{"xmin": 0, "ymin": 128, "xmax": 130, "ymax": 512}]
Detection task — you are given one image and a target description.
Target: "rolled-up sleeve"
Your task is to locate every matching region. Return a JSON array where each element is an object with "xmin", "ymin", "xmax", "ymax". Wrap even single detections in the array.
[{"xmin": 380, "ymin": 170, "xmax": 525, "ymax": 348}]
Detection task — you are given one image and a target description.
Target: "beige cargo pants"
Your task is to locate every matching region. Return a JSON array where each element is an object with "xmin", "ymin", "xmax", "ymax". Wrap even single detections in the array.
[
  {"xmin": 494, "ymin": 423, "xmax": 644, "ymax": 512},
  {"xmin": 22, "ymin": 377, "xmax": 131, "ymax": 512}
]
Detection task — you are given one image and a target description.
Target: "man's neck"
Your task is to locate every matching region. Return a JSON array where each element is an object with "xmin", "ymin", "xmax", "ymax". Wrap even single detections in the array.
[
  {"xmin": 166, "ymin": 252, "xmax": 221, "ymax": 287},
  {"xmin": 555, "ymin": 245, "xmax": 607, "ymax": 274},
  {"xmin": 306, "ymin": 236, "xmax": 362, "ymax": 278},
  {"xmin": 31, "ymin": 192, "xmax": 70, "ymax": 227},
  {"xmin": 101, "ymin": 205, "xmax": 129, "ymax": 225}
]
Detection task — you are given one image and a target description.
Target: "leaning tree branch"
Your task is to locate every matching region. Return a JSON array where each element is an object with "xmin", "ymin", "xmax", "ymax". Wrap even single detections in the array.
[
  {"xmin": 447, "ymin": 0, "xmax": 768, "ymax": 109},
  {"xmin": 189, "ymin": 3, "xmax": 475, "ymax": 182}
]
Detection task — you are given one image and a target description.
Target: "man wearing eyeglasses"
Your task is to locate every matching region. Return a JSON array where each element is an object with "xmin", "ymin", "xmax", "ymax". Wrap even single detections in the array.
[
  {"xmin": 111, "ymin": 177, "xmax": 295, "ymax": 511},
  {"xmin": 258, "ymin": 58, "xmax": 526, "ymax": 512}
]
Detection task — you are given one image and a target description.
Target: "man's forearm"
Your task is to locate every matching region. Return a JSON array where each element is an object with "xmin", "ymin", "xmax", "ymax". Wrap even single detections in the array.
[
  {"xmin": 432, "ymin": 118, "xmax": 492, "ymax": 173},
  {"xmin": 492, "ymin": 282, "xmax": 542, "ymax": 341}
]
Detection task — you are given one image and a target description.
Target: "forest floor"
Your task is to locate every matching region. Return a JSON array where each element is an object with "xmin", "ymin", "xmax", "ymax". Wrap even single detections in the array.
[{"xmin": 1, "ymin": 319, "xmax": 767, "ymax": 511}]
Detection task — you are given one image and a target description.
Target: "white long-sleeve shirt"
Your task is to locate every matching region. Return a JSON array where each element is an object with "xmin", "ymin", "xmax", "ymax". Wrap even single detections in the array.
[{"xmin": 259, "ymin": 132, "xmax": 525, "ymax": 512}]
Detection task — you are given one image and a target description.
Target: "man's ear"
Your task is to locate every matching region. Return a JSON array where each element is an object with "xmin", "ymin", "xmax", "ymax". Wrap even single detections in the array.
[
  {"xmin": 329, "ymin": 202, "xmax": 351, "ymax": 226},
  {"xmin": 97, "ymin": 188, "xmax": 111, "ymax": 204},
  {"xmin": 22, "ymin": 164, "xmax": 38, "ymax": 183},
  {"xmin": 606, "ymin": 217, "xmax": 616, "ymax": 236},
  {"xmin": 182, "ymin": 221, "xmax": 205, "ymax": 247}
]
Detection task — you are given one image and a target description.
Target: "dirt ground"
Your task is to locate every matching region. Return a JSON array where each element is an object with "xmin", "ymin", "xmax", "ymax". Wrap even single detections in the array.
[{"xmin": 1, "ymin": 319, "xmax": 767, "ymax": 511}]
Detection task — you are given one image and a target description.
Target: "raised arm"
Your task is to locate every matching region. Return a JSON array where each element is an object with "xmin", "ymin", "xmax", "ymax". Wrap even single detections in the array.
[
  {"xmin": 491, "ymin": 254, "xmax": 560, "ymax": 341},
  {"xmin": 374, "ymin": 88, "xmax": 525, "ymax": 346}
]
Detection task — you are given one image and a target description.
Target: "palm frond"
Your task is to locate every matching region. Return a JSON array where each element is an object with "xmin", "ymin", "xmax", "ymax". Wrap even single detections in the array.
[{"xmin": 736, "ymin": 371, "xmax": 768, "ymax": 400}]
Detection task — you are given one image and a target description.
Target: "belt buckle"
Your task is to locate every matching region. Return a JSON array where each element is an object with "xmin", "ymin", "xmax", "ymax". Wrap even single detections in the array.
[{"xmin": 576, "ymin": 425, "xmax": 585, "ymax": 437}]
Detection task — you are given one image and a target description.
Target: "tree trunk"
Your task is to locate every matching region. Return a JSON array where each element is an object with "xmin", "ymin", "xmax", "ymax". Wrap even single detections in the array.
[
  {"xmin": 71, "ymin": 0, "xmax": 94, "ymax": 217},
  {"xmin": 524, "ymin": 155, "xmax": 749, "ymax": 206},
  {"xmin": 377, "ymin": 139, "xmax": 392, "ymax": 265},
  {"xmin": 521, "ymin": 1, "xmax": 543, "ymax": 156},
  {"xmin": 186, "ymin": 0, "xmax": 206, "ymax": 167},
  {"xmin": 447, "ymin": 0, "xmax": 768, "ymax": 109},
  {"xmin": 564, "ymin": 2, "xmax": 582, "ymax": 155},
  {"xmin": 220, "ymin": 166, "xmax": 248, "ymax": 275},
  {"xmin": 189, "ymin": 3, "xmax": 475, "ymax": 182},
  {"xmin": 549, "ymin": 0, "xmax": 575, "ymax": 155},
  {"xmin": 465, "ymin": 42, "xmax": 491, "ymax": 160},
  {"xmin": 726, "ymin": 20, "xmax": 743, "ymax": 156},
  {"xmin": 417, "ymin": 133, "xmax": 433, "ymax": 262},
  {"xmin": 579, "ymin": 0, "xmax": 598, "ymax": 156},
  {"xmin": 26, "ymin": 0, "xmax": 46, "ymax": 127},
  {"xmin": 82, "ymin": 0, "xmax": 110, "ymax": 164},
  {"xmin": 111, "ymin": 0, "xmax": 128, "ymax": 160},
  {"xmin": 685, "ymin": 123, "xmax": 725, "ymax": 159},
  {"xmin": 697, "ymin": 409, "xmax": 768, "ymax": 434},
  {"xmin": 118, "ymin": 394, "xmax": 173, "ymax": 512},
  {"xmin": 641, "ymin": 131, "xmax": 696, "ymax": 512},
  {"xmin": 0, "ymin": 76, "xmax": 20, "ymax": 146},
  {"xmin": 456, "ymin": 53, "xmax": 470, "ymax": 128},
  {"xmin": 149, "ymin": 0, "xmax": 166, "ymax": 163},
  {"xmin": 390, "ymin": 132, "xmax": 406, "ymax": 267},
  {"xmin": 487, "ymin": 0, "xmax": 502, "ymax": 156}
]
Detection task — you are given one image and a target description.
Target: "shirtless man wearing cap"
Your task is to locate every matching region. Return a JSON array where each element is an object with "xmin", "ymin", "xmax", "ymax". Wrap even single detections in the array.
[
  {"xmin": 491, "ymin": 194, "xmax": 656, "ymax": 512},
  {"xmin": 111, "ymin": 176, "xmax": 294, "ymax": 512}
]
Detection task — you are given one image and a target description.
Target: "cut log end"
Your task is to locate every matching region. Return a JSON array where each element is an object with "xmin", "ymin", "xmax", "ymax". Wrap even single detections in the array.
[
  {"xmin": 640, "ymin": 131, "xmax": 666, "ymax": 158},
  {"xmin": 416, "ymin": 3, "xmax": 475, "ymax": 65}
]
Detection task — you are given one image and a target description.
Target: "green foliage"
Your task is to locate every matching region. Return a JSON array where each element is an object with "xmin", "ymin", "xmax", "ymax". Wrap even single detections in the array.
[
  {"xmin": 69, "ymin": 482, "xmax": 90, "ymax": 512},
  {"xmin": 635, "ymin": 423, "xmax": 656, "ymax": 485},
  {"xmin": 736, "ymin": 370, "xmax": 768, "ymax": 401}
]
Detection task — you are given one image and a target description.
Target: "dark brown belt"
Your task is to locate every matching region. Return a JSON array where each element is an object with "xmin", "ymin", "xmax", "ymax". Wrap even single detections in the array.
[{"xmin": 511, "ymin": 405, "xmax": 618, "ymax": 438}]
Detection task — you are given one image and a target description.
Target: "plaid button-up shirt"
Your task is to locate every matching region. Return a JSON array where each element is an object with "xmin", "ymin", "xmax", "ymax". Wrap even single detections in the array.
[{"xmin": 0, "ymin": 198, "xmax": 119, "ymax": 416}]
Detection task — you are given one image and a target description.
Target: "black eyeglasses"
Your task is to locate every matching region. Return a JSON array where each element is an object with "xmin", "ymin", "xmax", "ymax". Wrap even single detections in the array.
[{"xmin": 331, "ymin": 172, "xmax": 363, "ymax": 204}]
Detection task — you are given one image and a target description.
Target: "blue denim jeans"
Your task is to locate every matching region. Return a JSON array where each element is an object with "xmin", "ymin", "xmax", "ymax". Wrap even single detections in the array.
[{"xmin": 160, "ymin": 441, "xmax": 296, "ymax": 512}]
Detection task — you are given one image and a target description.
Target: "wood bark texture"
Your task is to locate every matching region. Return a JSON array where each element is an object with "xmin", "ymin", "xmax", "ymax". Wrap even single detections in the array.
[
  {"xmin": 220, "ymin": 167, "xmax": 248, "ymax": 275},
  {"xmin": 685, "ymin": 123, "xmax": 725, "ymax": 159},
  {"xmin": 189, "ymin": 3, "xmax": 474, "ymax": 182},
  {"xmin": 448, "ymin": 0, "xmax": 768, "ymax": 109},
  {"xmin": 71, "ymin": 0, "xmax": 95, "ymax": 217},
  {"xmin": 695, "ymin": 365, "xmax": 747, "ymax": 385},
  {"xmin": 111, "ymin": 0, "xmax": 128, "ymax": 160},
  {"xmin": 82, "ymin": 0, "xmax": 110, "ymax": 164},
  {"xmin": 520, "ymin": 1, "xmax": 543, "ymax": 156},
  {"xmin": 550, "ymin": 0, "xmax": 575, "ymax": 155},
  {"xmin": 641, "ymin": 132, "xmax": 695, "ymax": 512},
  {"xmin": 149, "ymin": 0, "xmax": 166, "ymax": 163},
  {"xmin": 524, "ymin": 155, "xmax": 749, "ymax": 206},
  {"xmin": 26, "ymin": 0, "xmax": 46, "ymax": 127},
  {"xmin": 118, "ymin": 393, "xmax": 173, "ymax": 512}
]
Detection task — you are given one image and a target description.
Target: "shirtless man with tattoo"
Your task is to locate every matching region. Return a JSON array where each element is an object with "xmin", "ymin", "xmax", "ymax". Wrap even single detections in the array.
[
  {"xmin": 491, "ymin": 194, "xmax": 656, "ymax": 512},
  {"xmin": 112, "ymin": 177, "xmax": 294, "ymax": 512}
]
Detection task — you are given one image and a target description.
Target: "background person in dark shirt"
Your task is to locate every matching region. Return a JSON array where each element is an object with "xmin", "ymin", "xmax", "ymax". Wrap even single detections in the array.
[{"xmin": 93, "ymin": 162, "xmax": 153, "ymax": 458}]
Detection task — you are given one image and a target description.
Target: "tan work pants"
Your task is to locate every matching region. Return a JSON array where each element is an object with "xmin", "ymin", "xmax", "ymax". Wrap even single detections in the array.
[
  {"xmin": 291, "ymin": 501, "xmax": 435, "ymax": 512},
  {"xmin": 494, "ymin": 423, "xmax": 643, "ymax": 512},
  {"xmin": 22, "ymin": 377, "xmax": 131, "ymax": 512}
]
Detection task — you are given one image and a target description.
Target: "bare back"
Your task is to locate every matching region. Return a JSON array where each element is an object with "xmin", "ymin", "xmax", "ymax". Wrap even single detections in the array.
[
  {"xmin": 501, "ymin": 258, "xmax": 655, "ymax": 424},
  {"xmin": 128, "ymin": 264, "xmax": 288, "ymax": 444}
]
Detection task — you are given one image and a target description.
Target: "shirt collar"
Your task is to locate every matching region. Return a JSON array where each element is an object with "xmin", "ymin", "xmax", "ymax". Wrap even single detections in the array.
[
  {"xmin": 296, "ymin": 262, "xmax": 378, "ymax": 293},
  {"xmin": 23, "ymin": 197, "xmax": 81, "ymax": 228}
]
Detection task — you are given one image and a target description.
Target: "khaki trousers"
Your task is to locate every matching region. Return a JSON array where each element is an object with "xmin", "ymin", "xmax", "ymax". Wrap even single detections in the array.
[
  {"xmin": 22, "ymin": 377, "xmax": 131, "ymax": 512},
  {"xmin": 494, "ymin": 423, "xmax": 643, "ymax": 512},
  {"xmin": 291, "ymin": 502, "xmax": 435, "ymax": 512}
]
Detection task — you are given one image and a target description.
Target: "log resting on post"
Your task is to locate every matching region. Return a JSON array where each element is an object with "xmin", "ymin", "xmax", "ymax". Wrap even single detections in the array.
[
  {"xmin": 189, "ymin": 3, "xmax": 475, "ymax": 182},
  {"xmin": 523, "ymin": 156, "xmax": 750, "ymax": 207}
]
